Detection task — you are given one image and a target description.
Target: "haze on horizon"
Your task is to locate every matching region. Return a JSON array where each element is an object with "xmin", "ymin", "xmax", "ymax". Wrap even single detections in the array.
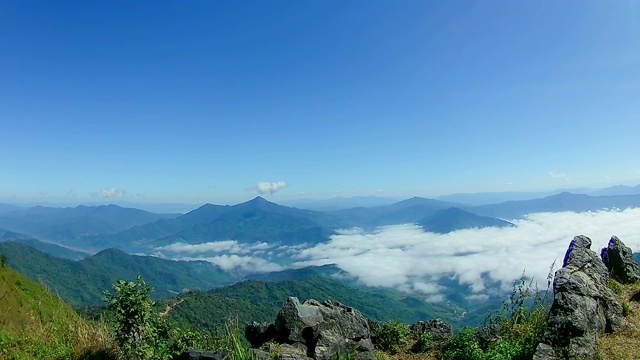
[{"xmin": 2, "ymin": 1, "xmax": 639, "ymax": 206}]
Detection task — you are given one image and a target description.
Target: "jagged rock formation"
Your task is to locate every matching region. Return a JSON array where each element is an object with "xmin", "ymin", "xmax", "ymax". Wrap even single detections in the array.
[
  {"xmin": 249, "ymin": 297, "xmax": 376, "ymax": 360},
  {"xmin": 534, "ymin": 235, "xmax": 627, "ymax": 360},
  {"xmin": 601, "ymin": 235, "xmax": 640, "ymax": 284}
]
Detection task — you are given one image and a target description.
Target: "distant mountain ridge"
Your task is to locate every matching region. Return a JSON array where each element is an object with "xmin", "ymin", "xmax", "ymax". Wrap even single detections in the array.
[{"xmin": 0, "ymin": 204, "xmax": 177, "ymax": 244}]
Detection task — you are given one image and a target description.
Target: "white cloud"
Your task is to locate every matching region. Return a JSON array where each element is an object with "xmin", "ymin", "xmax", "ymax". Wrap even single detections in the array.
[
  {"xmin": 157, "ymin": 240, "xmax": 274, "ymax": 256},
  {"xmin": 101, "ymin": 188, "xmax": 126, "ymax": 197},
  {"xmin": 253, "ymin": 181, "xmax": 288, "ymax": 195},
  {"xmin": 548, "ymin": 171, "xmax": 568, "ymax": 180},
  {"xmin": 174, "ymin": 254, "xmax": 283, "ymax": 273},
  {"xmin": 292, "ymin": 208, "xmax": 640, "ymax": 297}
]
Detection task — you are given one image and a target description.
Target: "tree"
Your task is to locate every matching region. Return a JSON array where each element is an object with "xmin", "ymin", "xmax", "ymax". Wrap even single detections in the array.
[
  {"xmin": 103, "ymin": 276, "xmax": 170, "ymax": 360},
  {"xmin": 0, "ymin": 253, "xmax": 6, "ymax": 268}
]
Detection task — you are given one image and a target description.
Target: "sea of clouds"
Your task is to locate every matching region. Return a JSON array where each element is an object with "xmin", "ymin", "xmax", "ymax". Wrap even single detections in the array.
[{"xmin": 155, "ymin": 208, "xmax": 640, "ymax": 300}]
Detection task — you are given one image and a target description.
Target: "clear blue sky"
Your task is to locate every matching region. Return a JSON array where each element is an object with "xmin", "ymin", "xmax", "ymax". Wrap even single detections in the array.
[{"xmin": 1, "ymin": 1, "xmax": 639, "ymax": 205}]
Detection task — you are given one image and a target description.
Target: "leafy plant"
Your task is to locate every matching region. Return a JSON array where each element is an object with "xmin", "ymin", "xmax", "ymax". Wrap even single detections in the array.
[
  {"xmin": 412, "ymin": 331, "xmax": 434, "ymax": 353},
  {"xmin": 442, "ymin": 326, "xmax": 484, "ymax": 360},
  {"xmin": 374, "ymin": 321, "xmax": 410, "ymax": 354},
  {"xmin": 103, "ymin": 276, "xmax": 171, "ymax": 360}
]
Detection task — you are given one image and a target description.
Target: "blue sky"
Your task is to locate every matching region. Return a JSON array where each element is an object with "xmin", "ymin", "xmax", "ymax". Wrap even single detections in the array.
[{"xmin": 1, "ymin": 1, "xmax": 639, "ymax": 206}]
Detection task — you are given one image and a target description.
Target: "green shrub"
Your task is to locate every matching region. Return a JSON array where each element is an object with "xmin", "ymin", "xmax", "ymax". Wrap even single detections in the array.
[
  {"xmin": 103, "ymin": 276, "xmax": 171, "ymax": 360},
  {"xmin": 442, "ymin": 326, "xmax": 484, "ymax": 360},
  {"xmin": 374, "ymin": 321, "xmax": 410, "ymax": 354},
  {"xmin": 412, "ymin": 331, "xmax": 434, "ymax": 353}
]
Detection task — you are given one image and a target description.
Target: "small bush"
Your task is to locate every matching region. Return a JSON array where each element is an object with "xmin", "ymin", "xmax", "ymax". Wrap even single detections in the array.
[
  {"xmin": 412, "ymin": 331, "xmax": 434, "ymax": 353},
  {"xmin": 442, "ymin": 326, "xmax": 484, "ymax": 360},
  {"xmin": 374, "ymin": 321, "xmax": 410, "ymax": 354}
]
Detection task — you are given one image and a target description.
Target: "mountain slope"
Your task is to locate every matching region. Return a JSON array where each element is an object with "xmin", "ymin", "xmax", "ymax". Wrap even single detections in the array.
[
  {"xmin": 167, "ymin": 274, "xmax": 458, "ymax": 330},
  {"xmin": 0, "ymin": 228, "xmax": 88, "ymax": 260},
  {"xmin": 0, "ymin": 262, "xmax": 113, "ymax": 358},
  {"xmin": 332, "ymin": 197, "xmax": 462, "ymax": 228},
  {"xmin": 419, "ymin": 207, "xmax": 514, "ymax": 234},
  {"xmin": 0, "ymin": 242, "xmax": 236, "ymax": 305}
]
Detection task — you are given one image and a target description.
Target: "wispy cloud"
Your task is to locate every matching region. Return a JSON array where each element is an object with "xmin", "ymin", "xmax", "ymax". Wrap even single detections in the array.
[
  {"xmin": 175, "ymin": 254, "xmax": 283, "ymax": 273},
  {"xmin": 157, "ymin": 240, "xmax": 273, "ymax": 255},
  {"xmin": 292, "ymin": 208, "xmax": 640, "ymax": 297},
  {"xmin": 101, "ymin": 188, "xmax": 126, "ymax": 197},
  {"xmin": 252, "ymin": 181, "xmax": 288, "ymax": 195},
  {"xmin": 548, "ymin": 171, "xmax": 568, "ymax": 180}
]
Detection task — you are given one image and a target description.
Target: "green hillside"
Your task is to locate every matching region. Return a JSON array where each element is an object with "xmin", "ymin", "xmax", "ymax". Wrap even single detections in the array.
[
  {"xmin": 167, "ymin": 274, "xmax": 463, "ymax": 330},
  {"xmin": 0, "ymin": 260, "xmax": 115, "ymax": 359},
  {"xmin": 0, "ymin": 242, "xmax": 237, "ymax": 306}
]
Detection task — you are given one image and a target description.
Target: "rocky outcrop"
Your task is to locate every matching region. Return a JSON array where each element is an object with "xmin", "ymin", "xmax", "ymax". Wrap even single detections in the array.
[
  {"xmin": 409, "ymin": 319, "xmax": 452, "ymax": 347},
  {"xmin": 601, "ymin": 235, "xmax": 640, "ymax": 284},
  {"xmin": 250, "ymin": 297, "xmax": 376, "ymax": 360},
  {"xmin": 534, "ymin": 235, "xmax": 627, "ymax": 360}
]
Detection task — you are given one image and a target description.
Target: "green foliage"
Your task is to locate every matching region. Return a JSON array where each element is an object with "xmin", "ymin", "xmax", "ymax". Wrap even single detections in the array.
[
  {"xmin": 103, "ymin": 276, "xmax": 171, "ymax": 360},
  {"xmin": 374, "ymin": 321, "xmax": 410, "ymax": 354},
  {"xmin": 440, "ymin": 270, "xmax": 552, "ymax": 360},
  {"xmin": 442, "ymin": 326, "xmax": 484, "ymax": 360},
  {"xmin": 412, "ymin": 331, "xmax": 434, "ymax": 353},
  {"xmin": 608, "ymin": 279, "xmax": 623, "ymax": 295},
  {"xmin": 623, "ymin": 301, "xmax": 632, "ymax": 317},
  {"xmin": 0, "ymin": 253, "xmax": 6, "ymax": 268}
]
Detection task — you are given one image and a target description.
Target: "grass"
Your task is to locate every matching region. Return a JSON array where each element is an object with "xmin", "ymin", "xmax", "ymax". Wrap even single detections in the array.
[
  {"xmin": 0, "ymin": 264, "xmax": 117, "ymax": 360},
  {"xmin": 598, "ymin": 281, "xmax": 640, "ymax": 360}
]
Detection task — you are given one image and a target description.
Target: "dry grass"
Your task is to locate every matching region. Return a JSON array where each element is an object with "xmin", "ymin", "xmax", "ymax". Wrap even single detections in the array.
[{"xmin": 598, "ymin": 281, "xmax": 640, "ymax": 360}]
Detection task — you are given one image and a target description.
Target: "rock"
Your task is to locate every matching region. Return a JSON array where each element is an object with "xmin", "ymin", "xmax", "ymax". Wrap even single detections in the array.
[
  {"xmin": 601, "ymin": 235, "xmax": 640, "ymax": 284},
  {"xmin": 534, "ymin": 235, "xmax": 626, "ymax": 360},
  {"xmin": 409, "ymin": 319, "xmax": 453, "ymax": 346},
  {"xmin": 475, "ymin": 322, "xmax": 503, "ymax": 351},
  {"xmin": 275, "ymin": 344, "xmax": 313, "ymax": 360},
  {"xmin": 274, "ymin": 297, "xmax": 376, "ymax": 360},
  {"xmin": 532, "ymin": 343, "xmax": 557, "ymax": 360},
  {"xmin": 245, "ymin": 321, "xmax": 276, "ymax": 348},
  {"xmin": 180, "ymin": 348, "xmax": 230, "ymax": 360}
]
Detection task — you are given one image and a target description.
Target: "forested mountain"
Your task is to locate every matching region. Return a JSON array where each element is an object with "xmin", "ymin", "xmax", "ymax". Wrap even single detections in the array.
[
  {"xmin": 418, "ymin": 207, "xmax": 514, "ymax": 234},
  {"xmin": 0, "ymin": 228, "xmax": 88, "ymax": 260},
  {"xmin": 0, "ymin": 242, "xmax": 236, "ymax": 305},
  {"xmin": 166, "ymin": 274, "xmax": 484, "ymax": 330}
]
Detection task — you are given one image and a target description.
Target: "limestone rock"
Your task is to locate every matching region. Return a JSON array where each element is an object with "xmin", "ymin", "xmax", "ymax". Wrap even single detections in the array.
[
  {"xmin": 601, "ymin": 235, "xmax": 640, "ymax": 284},
  {"xmin": 274, "ymin": 297, "xmax": 376, "ymax": 360},
  {"xmin": 535, "ymin": 235, "xmax": 626, "ymax": 360}
]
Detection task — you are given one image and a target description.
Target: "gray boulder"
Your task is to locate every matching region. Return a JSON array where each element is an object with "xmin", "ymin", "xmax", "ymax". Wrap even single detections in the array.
[
  {"xmin": 180, "ymin": 348, "xmax": 230, "ymax": 360},
  {"xmin": 245, "ymin": 321, "xmax": 276, "ymax": 348},
  {"xmin": 274, "ymin": 297, "xmax": 376, "ymax": 360},
  {"xmin": 409, "ymin": 319, "xmax": 452, "ymax": 347},
  {"xmin": 534, "ymin": 235, "xmax": 626, "ymax": 359},
  {"xmin": 601, "ymin": 235, "xmax": 640, "ymax": 284}
]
